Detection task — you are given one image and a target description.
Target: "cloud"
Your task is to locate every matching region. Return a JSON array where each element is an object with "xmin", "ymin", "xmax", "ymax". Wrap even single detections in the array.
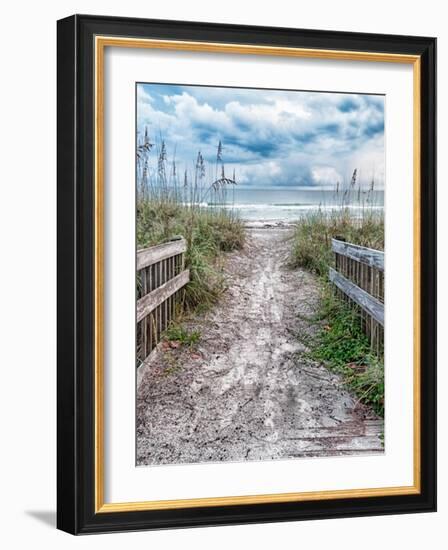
[
  {"xmin": 137, "ymin": 86, "xmax": 153, "ymax": 104},
  {"xmin": 137, "ymin": 84, "xmax": 385, "ymax": 188},
  {"xmin": 311, "ymin": 166, "xmax": 343, "ymax": 185}
]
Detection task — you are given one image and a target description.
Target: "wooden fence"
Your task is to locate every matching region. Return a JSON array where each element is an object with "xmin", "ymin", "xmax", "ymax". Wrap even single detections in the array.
[
  {"xmin": 329, "ymin": 238, "xmax": 384, "ymax": 355},
  {"xmin": 136, "ymin": 237, "xmax": 189, "ymax": 365}
]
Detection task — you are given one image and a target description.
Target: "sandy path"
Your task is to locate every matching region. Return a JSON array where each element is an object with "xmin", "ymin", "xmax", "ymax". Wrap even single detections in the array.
[{"xmin": 137, "ymin": 227, "xmax": 383, "ymax": 465}]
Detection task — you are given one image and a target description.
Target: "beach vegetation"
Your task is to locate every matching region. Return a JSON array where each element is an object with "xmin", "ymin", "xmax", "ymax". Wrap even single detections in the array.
[
  {"xmin": 310, "ymin": 286, "xmax": 384, "ymax": 416},
  {"xmin": 290, "ymin": 172, "xmax": 384, "ymax": 416},
  {"xmin": 163, "ymin": 324, "xmax": 201, "ymax": 349},
  {"xmin": 290, "ymin": 171, "xmax": 384, "ymax": 276},
  {"xmin": 136, "ymin": 129, "xmax": 245, "ymax": 312}
]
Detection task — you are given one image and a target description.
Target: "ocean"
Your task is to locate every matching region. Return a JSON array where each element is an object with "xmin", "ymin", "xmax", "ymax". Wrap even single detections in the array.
[{"xmin": 206, "ymin": 187, "xmax": 384, "ymax": 222}]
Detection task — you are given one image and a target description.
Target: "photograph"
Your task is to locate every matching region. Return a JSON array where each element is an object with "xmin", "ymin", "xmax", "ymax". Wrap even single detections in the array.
[
  {"xmin": 135, "ymin": 82, "xmax": 386, "ymax": 466},
  {"xmin": 54, "ymin": 12, "xmax": 436, "ymax": 535}
]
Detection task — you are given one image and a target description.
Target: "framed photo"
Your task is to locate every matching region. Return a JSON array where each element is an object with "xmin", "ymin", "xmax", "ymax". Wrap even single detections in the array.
[{"xmin": 57, "ymin": 14, "xmax": 436, "ymax": 534}]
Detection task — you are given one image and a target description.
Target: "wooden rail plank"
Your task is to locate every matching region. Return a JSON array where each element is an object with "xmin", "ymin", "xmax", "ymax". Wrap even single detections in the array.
[
  {"xmin": 137, "ymin": 238, "xmax": 187, "ymax": 271},
  {"xmin": 332, "ymin": 239, "xmax": 384, "ymax": 271},
  {"xmin": 137, "ymin": 269, "xmax": 190, "ymax": 322},
  {"xmin": 329, "ymin": 268, "xmax": 384, "ymax": 326}
]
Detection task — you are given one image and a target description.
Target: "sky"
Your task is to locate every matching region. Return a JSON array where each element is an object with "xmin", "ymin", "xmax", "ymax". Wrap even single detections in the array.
[{"xmin": 136, "ymin": 83, "xmax": 385, "ymax": 189}]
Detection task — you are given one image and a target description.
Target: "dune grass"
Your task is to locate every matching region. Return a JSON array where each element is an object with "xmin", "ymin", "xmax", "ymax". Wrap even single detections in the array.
[
  {"xmin": 136, "ymin": 133, "xmax": 245, "ymax": 312},
  {"xmin": 290, "ymin": 208, "xmax": 384, "ymax": 277},
  {"xmin": 137, "ymin": 199, "xmax": 245, "ymax": 311},
  {"xmin": 291, "ymin": 207, "xmax": 385, "ymax": 417}
]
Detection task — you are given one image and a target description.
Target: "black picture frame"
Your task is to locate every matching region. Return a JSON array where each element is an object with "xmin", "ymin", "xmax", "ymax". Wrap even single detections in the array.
[{"xmin": 57, "ymin": 14, "xmax": 436, "ymax": 534}]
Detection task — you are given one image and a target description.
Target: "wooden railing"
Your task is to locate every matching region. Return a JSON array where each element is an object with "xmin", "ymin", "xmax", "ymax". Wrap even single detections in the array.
[
  {"xmin": 330, "ymin": 238, "xmax": 384, "ymax": 355},
  {"xmin": 136, "ymin": 237, "xmax": 189, "ymax": 365}
]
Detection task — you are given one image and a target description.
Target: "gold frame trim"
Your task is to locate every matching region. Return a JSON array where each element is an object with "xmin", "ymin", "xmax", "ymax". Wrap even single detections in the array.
[{"xmin": 94, "ymin": 36, "xmax": 421, "ymax": 513}]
